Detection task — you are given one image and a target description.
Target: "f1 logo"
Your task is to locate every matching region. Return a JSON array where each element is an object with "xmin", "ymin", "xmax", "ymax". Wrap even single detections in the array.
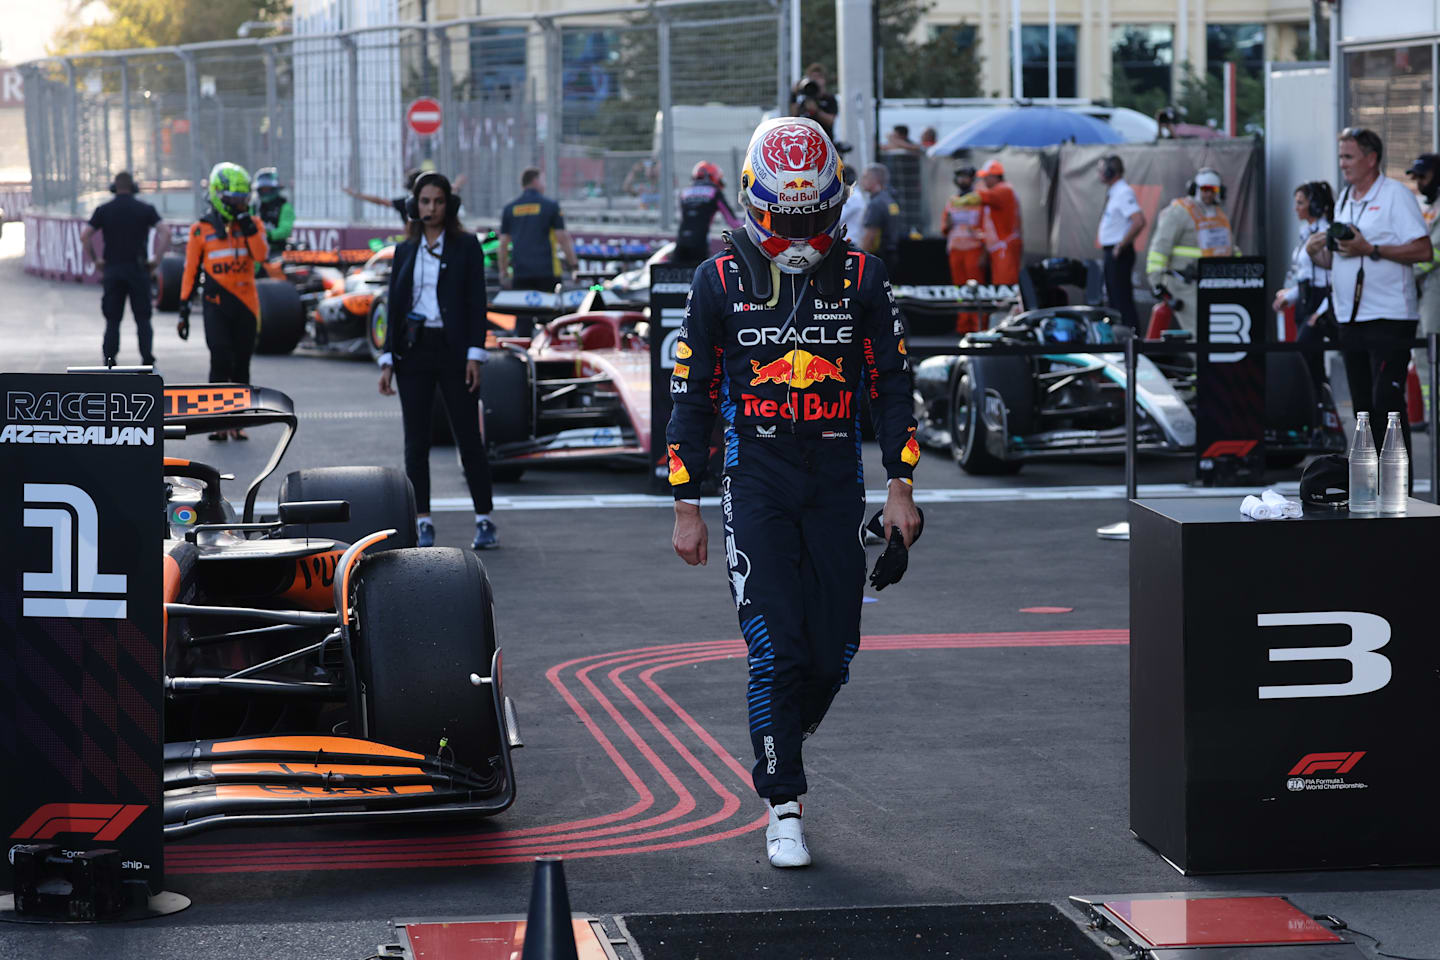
[
  {"xmin": 11, "ymin": 803, "xmax": 147, "ymax": 842},
  {"xmin": 22, "ymin": 483, "xmax": 127, "ymax": 619},
  {"xmin": 1289, "ymin": 751, "xmax": 1366, "ymax": 776},
  {"xmin": 1209, "ymin": 304, "xmax": 1252, "ymax": 363},
  {"xmin": 1257, "ymin": 612, "xmax": 1392, "ymax": 699}
]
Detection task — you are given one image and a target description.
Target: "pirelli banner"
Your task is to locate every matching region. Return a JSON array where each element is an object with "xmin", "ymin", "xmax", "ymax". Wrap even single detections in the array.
[
  {"xmin": 1195, "ymin": 257, "xmax": 1267, "ymax": 485},
  {"xmin": 0, "ymin": 372, "xmax": 166, "ymax": 892}
]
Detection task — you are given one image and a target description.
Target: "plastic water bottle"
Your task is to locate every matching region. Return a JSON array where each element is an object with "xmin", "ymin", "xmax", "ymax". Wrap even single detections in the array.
[
  {"xmin": 1349, "ymin": 412, "xmax": 1378, "ymax": 515},
  {"xmin": 1379, "ymin": 411, "xmax": 1409, "ymax": 515}
]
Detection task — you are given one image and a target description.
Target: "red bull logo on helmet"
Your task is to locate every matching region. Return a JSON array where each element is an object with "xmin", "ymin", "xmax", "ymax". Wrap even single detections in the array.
[
  {"xmin": 777, "ymin": 169, "xmax": 820, "ymax": 204},
  {"xmin": 749, "ymin": 349, "xmax": 845, "ymax": 389}
]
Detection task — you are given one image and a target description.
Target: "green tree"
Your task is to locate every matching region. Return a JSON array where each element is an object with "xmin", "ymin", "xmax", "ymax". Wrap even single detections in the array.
[
  {"xmin": 51, "ymin": 0, "xmax": 290, "ymax": 53},
  {"xmin": 797, "ymin": 0, "xmax": 981, "ymax": 99},
  {"xmin": 1175, "ymin": 58, "xmax": 1264, "ymax": 135},
  {"xmin": 1109, "ymin": 27, "xmax": 1171, "ymax": 119}
]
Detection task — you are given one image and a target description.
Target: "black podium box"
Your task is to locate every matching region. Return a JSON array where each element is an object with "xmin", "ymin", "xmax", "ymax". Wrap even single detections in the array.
[{"xmin": 1129, "ymin": 497, "xmax": 1440, "ymax": 874}]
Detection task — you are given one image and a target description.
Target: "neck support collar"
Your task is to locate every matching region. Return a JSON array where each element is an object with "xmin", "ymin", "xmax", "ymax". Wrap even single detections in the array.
[{"xmin": 724, "ymin": 229, "xmax": 851, "ymax": 305}]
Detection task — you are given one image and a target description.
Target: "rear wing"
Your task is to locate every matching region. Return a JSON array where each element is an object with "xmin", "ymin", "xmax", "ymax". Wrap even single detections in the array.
[{"xmin": 163, "ymin": 384, "xmax": 297, "ymax": 523}]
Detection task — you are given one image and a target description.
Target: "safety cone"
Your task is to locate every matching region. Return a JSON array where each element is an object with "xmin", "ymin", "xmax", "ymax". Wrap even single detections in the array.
[{"xmin": 520, "ymin": 856, "xmax": 579, "ymax": 960}]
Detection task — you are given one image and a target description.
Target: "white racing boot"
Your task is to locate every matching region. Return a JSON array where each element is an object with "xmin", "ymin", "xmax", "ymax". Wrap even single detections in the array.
[{"xmin": 765, "ymin": 800, "xmax": 811, "ymax": 868}]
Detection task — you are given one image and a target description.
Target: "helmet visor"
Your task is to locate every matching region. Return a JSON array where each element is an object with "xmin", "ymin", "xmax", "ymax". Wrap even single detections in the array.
[{"xmin": 747, "ymin": 199, "xmax": 842, "ymax": 240}]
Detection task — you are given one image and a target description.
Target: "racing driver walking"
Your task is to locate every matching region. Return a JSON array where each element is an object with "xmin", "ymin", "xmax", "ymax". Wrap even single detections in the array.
[{"xmin": 667, "ymin": 117, "xmax": 922, "ymax": 869}]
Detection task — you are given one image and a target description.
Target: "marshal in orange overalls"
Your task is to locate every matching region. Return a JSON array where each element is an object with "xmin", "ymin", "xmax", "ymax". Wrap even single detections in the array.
[
  {"xmin": 942, "ymin": 194, "xmax": 986, "ymax": 333},
  {"xmin": 976, "ymin": 176, "xmax": 1022, "ymax": 286}
]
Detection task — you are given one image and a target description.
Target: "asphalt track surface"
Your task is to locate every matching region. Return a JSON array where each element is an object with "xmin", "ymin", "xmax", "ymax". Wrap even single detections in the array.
[{"xmin": 2, "ymin": 227, "xmax": 1438, "ymax": 959}]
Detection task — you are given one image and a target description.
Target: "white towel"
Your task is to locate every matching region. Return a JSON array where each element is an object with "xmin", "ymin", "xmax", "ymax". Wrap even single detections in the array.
[
  {"xmin": 1241, "ymin": 495, "xmax": 1279, "ymax": 520},
  {"xmin": 1260, "ymin": 488, "xmax": 1303, "ymax": 519}
]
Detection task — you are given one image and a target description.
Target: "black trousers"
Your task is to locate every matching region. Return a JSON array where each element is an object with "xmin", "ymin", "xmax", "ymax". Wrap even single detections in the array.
[
  {"xmin": 396, "ymin": 328, "xmax": 494, "ymax": 515},
  {"xmin": 1340, "ymin": 318, "xmax": 1416, "ymax": 457},
  {"xmin": 202, "ymin": 293, "xmax": 256, "ymax": 385},
  {"xmin": 1102, "ymin": 244, "xmax": 1139, "ymax": 328},
  {"xmin": 101, "ymin": 262, "xmax": 154, "ymax": 363},
  {"xmin": 1295, "ymin": 282, "xmax": 1332, "ymax": 396},
  {"xmin": 724, "ymin": 438, "xmax": 865, "ymax": 799}
]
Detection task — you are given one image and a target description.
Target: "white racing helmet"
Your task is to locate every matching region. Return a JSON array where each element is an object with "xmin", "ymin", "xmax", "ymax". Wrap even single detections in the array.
[{"xmin": 739, "ymin": 117, "xmax": 848, "ymax": 274}]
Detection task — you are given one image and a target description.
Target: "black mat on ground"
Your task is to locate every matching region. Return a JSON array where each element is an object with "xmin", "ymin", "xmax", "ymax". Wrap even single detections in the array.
[{"xmin": 621, "ymin": 903, "xmax": 1108, "ymax": 959}]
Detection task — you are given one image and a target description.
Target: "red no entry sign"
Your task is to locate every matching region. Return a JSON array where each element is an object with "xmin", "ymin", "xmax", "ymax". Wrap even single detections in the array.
[{"xmin": 406, "ymin": 97, "xmax": 443, "ymax": 136}]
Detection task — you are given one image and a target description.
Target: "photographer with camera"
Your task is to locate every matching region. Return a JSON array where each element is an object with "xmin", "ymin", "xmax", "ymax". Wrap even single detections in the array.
[
  {"xmin": 788, "ymin": 63, "xmax": 838, "ymax": 139},
  {"xmin": 1306, "ymin": 128, "xmax": 1433, "ymax": 459}
]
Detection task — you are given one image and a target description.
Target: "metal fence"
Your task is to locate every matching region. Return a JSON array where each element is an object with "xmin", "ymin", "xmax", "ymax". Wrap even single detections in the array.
[{"xmin": 20, "ymin": 1, "xmax": 789, "ymax": 231}]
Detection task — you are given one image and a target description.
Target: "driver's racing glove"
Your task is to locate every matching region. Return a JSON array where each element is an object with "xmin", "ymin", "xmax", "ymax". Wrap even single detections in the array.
[
  {"xmin": 863, "ymin": 507, "xmax": 925, "ymax": 591},
  {"xmin": 234, "ymin": 212, "xmax": 259, "ymax": 237},
  {"xmin": 177, "ymin": 301, "xmax": 191, "ymax": 341}
]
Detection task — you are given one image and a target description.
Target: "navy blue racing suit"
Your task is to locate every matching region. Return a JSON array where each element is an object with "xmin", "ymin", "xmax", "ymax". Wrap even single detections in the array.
[{"xmin": 666, "ymin": 243, "xmax": 919, "ymax": 799}]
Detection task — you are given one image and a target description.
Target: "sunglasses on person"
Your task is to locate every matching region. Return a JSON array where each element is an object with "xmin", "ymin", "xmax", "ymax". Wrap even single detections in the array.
[{"xmin": 1340, "ymin": 127, "xmax": 1383, "ymax": 157}]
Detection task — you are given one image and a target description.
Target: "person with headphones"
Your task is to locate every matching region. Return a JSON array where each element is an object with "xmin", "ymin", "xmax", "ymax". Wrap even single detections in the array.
[
  {"xmin": 673, "ymin": 161, "xmax": 742, "ymax": 268},
  {"xmin": 376, "ymin": 171, "xmax": 498, "ymax": 551},
  {"xmin": 1145, "ymin": 166, "xmax": 1237, "ymax": 333},
  {"xmin": 1273, "ymin": 181, "xmax": 1335, "ymax": 395},
  {"xmin": 81, "ymin": 171, "xmax": 170, "ymax": 367},
  {"xmin": 941, "ymin": 164, "xmax": 986, "ymax": 332},
  {"xmin": 1096, "ymin": 154, "xmax": 1146, "ymax": 328},
  {"xmin": 178, "ymin": 163, "xmax": 269, "ymax": 440},
  {"xmin": 1406, "ymin": 154, "xmax": 1440, "ymax": 338}
]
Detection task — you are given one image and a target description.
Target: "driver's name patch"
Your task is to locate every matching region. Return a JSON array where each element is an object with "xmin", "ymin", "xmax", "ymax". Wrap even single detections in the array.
[{"xmin": 0, "ymin": 424, "xmax": 155, "ymax": 445}]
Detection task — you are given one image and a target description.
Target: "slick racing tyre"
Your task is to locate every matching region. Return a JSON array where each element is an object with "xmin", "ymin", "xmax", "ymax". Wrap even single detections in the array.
[
  {"xmin": 279, "ymin": 465, "xmax": 418, "ymax": 549},
  {"xmin": 353, "ymin": 548, "xmax": 502, "ymax": 774},
  {"xmin": 479, "ymin": 350, "xmax": 532, "ymax": 448},
  {"xmin": 255, "ymin": 278, "xmax": 306, "ymax": 355},
  {"xmin": 950, "ymin": 367, "xmax": 1022, "ymax": 475},
  {"xmin": 156, "ymin": 252, "xmax": 186, "ymax": 311},
  {"xmin": 368, "ymin": 292, "xmax": 388, "ymax": 361}
]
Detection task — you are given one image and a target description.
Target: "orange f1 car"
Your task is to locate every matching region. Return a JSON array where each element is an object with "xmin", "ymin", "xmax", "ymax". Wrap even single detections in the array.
[{"xmin": 160, "ymin": 384, "xmax": 521, "ymax": 836}]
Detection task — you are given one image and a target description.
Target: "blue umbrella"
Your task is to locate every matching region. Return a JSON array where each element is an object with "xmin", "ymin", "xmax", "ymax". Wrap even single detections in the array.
[{"xmin": 927, "ymin": 107, "xmax": 1124, "ymax": 156}]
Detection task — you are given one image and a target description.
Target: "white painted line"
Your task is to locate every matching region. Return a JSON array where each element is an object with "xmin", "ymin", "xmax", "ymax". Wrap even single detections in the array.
[{"xmin": 253, "ymin": 478, "xmax": 1432, "ymax": 514}]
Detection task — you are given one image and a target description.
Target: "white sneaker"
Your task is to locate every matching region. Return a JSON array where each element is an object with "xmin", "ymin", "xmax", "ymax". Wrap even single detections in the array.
[{"xmin": 765, "ymin": 801, "xmax": 811, "ymax": 868}]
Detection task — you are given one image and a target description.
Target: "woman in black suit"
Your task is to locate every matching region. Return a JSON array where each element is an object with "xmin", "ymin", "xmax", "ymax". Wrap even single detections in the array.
[{"xmin": 377, "ymin": 171, "xmax": 497, "ymax": 549}]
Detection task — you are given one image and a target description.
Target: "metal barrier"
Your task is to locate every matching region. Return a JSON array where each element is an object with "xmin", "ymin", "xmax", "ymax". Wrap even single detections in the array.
[
  {"xmin": 907, "ymin": 333, "xmax": 1440, "ymax": 507},
  {"xmin": 18, "ymin": 1, "xmax": 788, "ymax": 229}
]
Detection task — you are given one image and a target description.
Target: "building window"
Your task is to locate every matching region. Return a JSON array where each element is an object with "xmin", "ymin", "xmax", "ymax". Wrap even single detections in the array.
[
  {"xmin": 1347, "ymin": 45, "xmax": 1436, "ymax": 183},
  {"xmin": 1111, "ymin": 24, "xmax": 1173, "ymax": 117},
  {"xmin": 1206, "ymin": 23, "xmax": 1264, "ymax": 85},
  {"xmin": 1016, "ymin": 24, "xmax": 1078, "ymax": 99}
]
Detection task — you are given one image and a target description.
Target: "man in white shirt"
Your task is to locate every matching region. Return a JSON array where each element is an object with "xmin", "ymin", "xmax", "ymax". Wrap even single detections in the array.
[
  {"xmin": 837, "ymin": 173, "xmax": 868, "ymax": 248},
  {"xmin": 1096, "ymin": 155, "xmax": 1145, "ymax": 327},
  {"xmin": 1307, "ymin": 127, "xmax": 1433, "ymax": 458}
]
